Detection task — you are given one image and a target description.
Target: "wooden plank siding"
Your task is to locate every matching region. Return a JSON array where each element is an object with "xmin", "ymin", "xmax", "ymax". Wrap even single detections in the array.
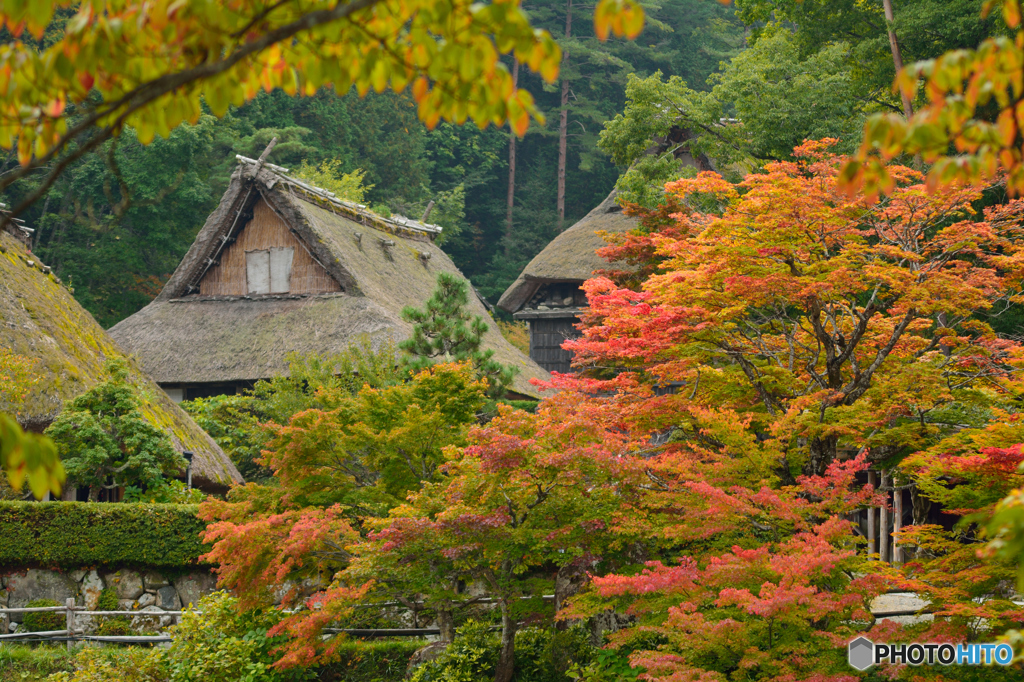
[
  {"xmin": 529, "ymin": 317, "xmax": 580, "ymax": 374},
  {"xmin": 199, "ymin": 198, "xmax": 341, "ymax": 296}
]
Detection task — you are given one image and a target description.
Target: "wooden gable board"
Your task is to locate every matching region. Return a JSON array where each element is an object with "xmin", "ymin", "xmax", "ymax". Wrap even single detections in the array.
[{"xmin": 200, "ymin": 198, "xmax": 340, "ymax": 296}]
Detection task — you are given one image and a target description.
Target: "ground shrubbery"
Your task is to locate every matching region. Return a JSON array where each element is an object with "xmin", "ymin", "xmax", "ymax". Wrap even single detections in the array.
[
  {"xmin": 22, "ymin": 599, "xmax": 63, "ymax": 633},
  {"xmin": 33, "ymin": 592, "xmax": 424, "ymax": 682},
  {"xmin": 314, "ymin": 641, "xmax": 424, "ymax": 682},
  {"xmin": 94, "ymin": 618, "xmax": 134, "ymax": 637},
  {"xmin": 410, "ymin": 621, "xmax": 595, "ymax": 682},
  {"xmin": 15, "ymin": 601, "xmax": 601, "ymax": 682},
  {"xmin": 163, "ymin": 592, "xmax": 313, "ymax": 682},
  {"xmin": 0, "ymin": 645, "xmax": 75, "ymax": 682}
]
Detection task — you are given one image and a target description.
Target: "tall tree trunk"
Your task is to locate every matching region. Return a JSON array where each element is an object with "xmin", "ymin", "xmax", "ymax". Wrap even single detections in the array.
[
  {"xmin": 553, "ymin": 562, "xmax": 587, "ymax": 630},
  {"xmin": 494, "ymin": 598, "xmax": 517, "ymax": 682},
  {"xmin": 556, "ymin": 0, "xmax": 572, "ymax": 232},
  {"xmin": 505, "ymin": 58, "xmax": 519, "ymax": 256},
  {"xmin": 804, "ymin": 435, "xmax": 838, "ymax": 477},
  {"xmin": 553, "ymin": 562, "xmax": 588, "ymax": 674},
  {"xmin": 881, "ymin": 0, "xmax": 914, "ymax": 118},
  {"xmin": 436, "ymin": 606, "xmax": 456, "ymax": 642},
  {"xmin": 893, "ymin": 484, "xmax": 904, "ymax": 564}
]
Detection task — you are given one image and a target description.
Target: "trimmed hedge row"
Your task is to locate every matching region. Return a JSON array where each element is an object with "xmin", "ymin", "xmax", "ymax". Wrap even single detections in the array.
[{"xmin": 0, "ymin": 501, "xmax": 208, "ymax": 568}]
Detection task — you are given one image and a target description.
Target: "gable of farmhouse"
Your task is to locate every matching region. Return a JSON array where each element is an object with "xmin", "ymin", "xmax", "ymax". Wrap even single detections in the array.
[{"xmin": 110, "ymin": 154, "xmax": 550, "ymax": 400}]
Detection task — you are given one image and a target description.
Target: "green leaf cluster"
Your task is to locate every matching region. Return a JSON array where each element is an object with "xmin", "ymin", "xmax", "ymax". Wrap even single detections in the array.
[
  {"xmin": 252, "ymin": 361, "xmax": 488, "ymax": 517},
  {"xmin": 599, "ymin": 25, "xmax": 867, "ymax": 206},
  {"xmin": 401, "ymin": 272, "xmax": 517, "ymax": 397},
  {"xmin": 291, "ymin": 158, "xmax": 372, "ymax": 204},
  {"xmin": 165, "ymin": 592, "xmax": 314, "ymax": 682},
  {"xmin": 411, "ymin": 622, "xmax": 594, "ymax": 682},
  {"xmin": 45, "ymin": 359, "xmax": 184, "ymax": 499},
  {"xmin": 1, "ymin": 412, "xmax": 63, "ymax": 499},
  {"xmin": 735, "ymin": 0, "xmax": 1007, "ymax": 96},
  {"xmin": 183, "ymin": 340, "xmax": 405, "ymax": 482},
  {"xmin": 44, "ymin": 646, "xmax": 168, "ymax": 682},
  {"xmin": 0, "ymin": 501, "xmax": 207, "ymax": 568},
  {"xmin": 22, "ymin": 598, "xmax": 63, "ymax": 633}
]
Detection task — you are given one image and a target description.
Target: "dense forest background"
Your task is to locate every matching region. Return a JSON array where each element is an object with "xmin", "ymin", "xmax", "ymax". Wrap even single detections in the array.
[{"xmin": 0, "ymin": 0, "xmax": 1002, "ymax": 327}]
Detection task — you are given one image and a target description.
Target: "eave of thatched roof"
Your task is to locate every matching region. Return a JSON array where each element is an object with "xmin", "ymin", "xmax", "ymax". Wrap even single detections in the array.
[
  {"xmin": 496, "ymin": 188, "xmax": 638, "ymax": 314},
  {"xmin": 109, "ymin": 162, "xmax": 550, "ymax": 398},
  {"xmin": 0, "ymin": 232, "xmax": 242, "ymax": 491}
]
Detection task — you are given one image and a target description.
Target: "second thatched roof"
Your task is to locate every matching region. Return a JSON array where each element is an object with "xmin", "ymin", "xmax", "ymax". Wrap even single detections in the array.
[
  {"xmin": 109, "ymin": 158, "xmax": 550, "ymax": 397},
  {"xmin": 496, "ymin": 189, "xmax": 637, "ymax": 314}
]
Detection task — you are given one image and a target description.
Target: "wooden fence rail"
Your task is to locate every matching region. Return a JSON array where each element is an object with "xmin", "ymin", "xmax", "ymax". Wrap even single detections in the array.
[{"xmin": 0, "ymin": 597, "xmax": 937, "ymax": 649}]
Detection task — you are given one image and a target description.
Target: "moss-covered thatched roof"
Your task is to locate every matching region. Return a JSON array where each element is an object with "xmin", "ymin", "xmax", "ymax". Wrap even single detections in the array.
[
  {"xmin": 0, "ymin": 232, "xmax": 242, "ymax": 491},
  {"xmin": 496, "ymin": 189, "xmax": 637, "ymax": 314},
  {"xmin": 109, "ymin": 161, "xmax": 549, "ymax": 398}
]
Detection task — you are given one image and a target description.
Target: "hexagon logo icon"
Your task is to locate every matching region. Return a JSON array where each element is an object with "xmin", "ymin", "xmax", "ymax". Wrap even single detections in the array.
[{"xmin": 848, "ymin": 636, "xmax": 874, "ymax": 671}]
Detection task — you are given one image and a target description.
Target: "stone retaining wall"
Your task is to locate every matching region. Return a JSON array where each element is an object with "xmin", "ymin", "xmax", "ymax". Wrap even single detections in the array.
[{"xmin": 0, "ymin": 568, "xmax": 217, "ymax": 633}]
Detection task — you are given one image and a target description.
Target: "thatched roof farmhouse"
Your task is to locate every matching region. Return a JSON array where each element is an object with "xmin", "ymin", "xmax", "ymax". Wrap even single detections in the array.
[
  {"xmin": 0, "ymin": 226, "xmax": 242, "ymax": 495},
  {"xmin": 497, "ymin": 127, "xmax": 711, "ymax": 373},
  {"xmin": 496, "ymin": 189, "xmax": 637, "ymax": 373},
  {"xmin": 110, "ymin": 154, "xmax": 549, "ymax": 399}
]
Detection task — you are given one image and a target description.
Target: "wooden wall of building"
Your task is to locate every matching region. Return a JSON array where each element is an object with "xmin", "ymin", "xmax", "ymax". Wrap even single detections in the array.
[
  {"xmin": 529, "ymin": 317, "xmax": 580, "ymax": 374},
  {"xmin": 199, "ymin": 198, "xmax": 341, "ymax": 296}
]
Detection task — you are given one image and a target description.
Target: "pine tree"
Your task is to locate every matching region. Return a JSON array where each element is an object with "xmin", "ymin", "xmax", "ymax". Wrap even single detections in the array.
[
  {"xmin": 45, "ymin": 359, "xmax": 183, "ymax": 501},
  {"xmin": 400, "ymin": 272, "xmax": 517, "ymax": 397}
]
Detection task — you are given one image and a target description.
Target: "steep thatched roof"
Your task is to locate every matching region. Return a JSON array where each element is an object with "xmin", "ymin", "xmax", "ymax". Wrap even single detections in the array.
[
  {"xmin": 109, "ymin": 159, "xmax": 549, "ymax": 397},
  {"xmin": 497, "ymin": 189, "xmax": 637, "ymax": 314},
  {"xmin": 0, "ymin": 231, "xmax": 242, "ymax": 491}
]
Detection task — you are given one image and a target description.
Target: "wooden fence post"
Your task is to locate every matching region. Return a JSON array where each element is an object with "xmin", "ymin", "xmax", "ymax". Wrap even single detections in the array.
[
  {"xmin": 65, "ymin": 598, "xmax": 75, "ymax": 651},
  {"xmin": 893, "ymin": 485, "xmax": 904, "ymax": 564},
  {"xmin": 880, "ymin": 472, "xmax": 891, "ymax": 563},
  {"xmin": 867, "ymin": 471, "xmax": 877, "ymax": 557}
]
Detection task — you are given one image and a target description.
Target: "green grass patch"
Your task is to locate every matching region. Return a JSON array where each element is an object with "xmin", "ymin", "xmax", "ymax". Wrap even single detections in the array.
[{"xmin": 0, "ymin": 644, "xmax": 76, "ymax": 681}]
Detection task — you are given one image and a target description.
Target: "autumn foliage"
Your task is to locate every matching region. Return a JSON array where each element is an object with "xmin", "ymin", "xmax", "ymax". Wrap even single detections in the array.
[{"xmin": 195, "ymin": 142, "xmax": 1024, "ymax": 682}]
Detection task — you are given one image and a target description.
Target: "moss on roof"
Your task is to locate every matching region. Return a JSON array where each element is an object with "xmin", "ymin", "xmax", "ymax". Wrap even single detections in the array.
[{"xmin": 0, "ymin": 232, "xmax": 242, "ymax": 490}]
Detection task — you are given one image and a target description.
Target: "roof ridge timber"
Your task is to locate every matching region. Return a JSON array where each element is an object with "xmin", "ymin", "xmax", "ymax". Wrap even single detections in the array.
[
  {"xmin": 234, "ymin": 155, "xmax": 443, "ymax": 237},
  {"xmin": 0, "ymin": 202, "xmax": 35, "ymax": 249}
]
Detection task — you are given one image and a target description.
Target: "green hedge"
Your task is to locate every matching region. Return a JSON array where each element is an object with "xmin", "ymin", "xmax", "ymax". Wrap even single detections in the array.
[{"xmin": 0, "ymin": 501, "xmax": 208, "ymax": 568}]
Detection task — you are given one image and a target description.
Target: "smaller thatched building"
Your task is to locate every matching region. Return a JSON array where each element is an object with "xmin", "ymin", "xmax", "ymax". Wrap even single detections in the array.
[
  {"xmin": 110, "ymin": 155, "xmax": 548, "ymax": 399},
  {"xmin": 496, "ymin": 190, "xmax": 635, "ymax": 373},
  {"xmin": 497, "ymin": 129, "xmax": 712, "ymax": 373},
  {"xmin": 0, "ymin": 228, "xmax": 242, "ymax": 495}
]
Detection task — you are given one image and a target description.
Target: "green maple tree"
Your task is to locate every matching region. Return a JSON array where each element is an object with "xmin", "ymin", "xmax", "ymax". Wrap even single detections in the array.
[{"xmin": 45, "ymin": 359, "xmax": 184, "ymax": 501}]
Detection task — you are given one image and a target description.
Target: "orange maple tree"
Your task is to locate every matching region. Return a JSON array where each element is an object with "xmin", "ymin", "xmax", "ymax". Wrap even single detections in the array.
[
  {"xmin": 571, "ymin": 140, "xmax": 1024, "ymax": 479},
  {"xmin": 259, "ymin": 377, "xmax": 647, "ymax": 680},
  {"xmin": 545, "ymin": 141, "xmax": 1024, "ymax": 680}
]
